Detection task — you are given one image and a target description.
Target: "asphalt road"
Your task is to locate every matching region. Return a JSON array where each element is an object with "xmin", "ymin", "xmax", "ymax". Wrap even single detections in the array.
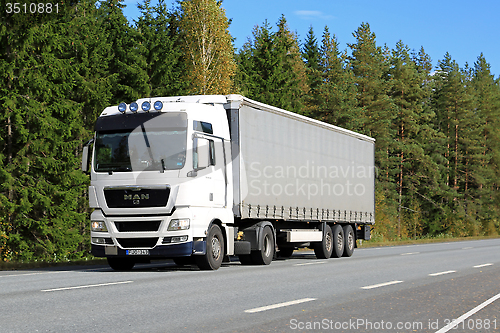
[{"xmin": 1, "ymin": 238, "xmax": 499, "ymax": 333}]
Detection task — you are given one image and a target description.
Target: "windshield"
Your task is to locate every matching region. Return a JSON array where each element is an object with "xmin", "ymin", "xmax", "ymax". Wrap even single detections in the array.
[{"xmin": 94, "ymin": 112, "xmax": 187, "ymax": 173}]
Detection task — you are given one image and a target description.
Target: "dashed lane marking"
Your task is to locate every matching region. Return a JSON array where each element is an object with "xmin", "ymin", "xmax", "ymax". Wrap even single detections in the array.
[
  {"xmin": 41, "ymin": 280, "xmax": 133, "ymax": 292},
  {"xmin": 245, "ymin": 298, "xmax": 317, "ymax": 313},
  {"xmin": 361, "ymin": 280, "xmax": 404, "ymax": 290},
  {"xmin": 429, "ymin": 270, "xmax": 456, "ymax": 277}
]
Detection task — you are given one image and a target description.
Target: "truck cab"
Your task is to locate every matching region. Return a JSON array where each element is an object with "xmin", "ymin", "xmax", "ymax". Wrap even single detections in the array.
[{"xmin": 83, "ymin": 96, "xmax": 234, "ymax": 270}]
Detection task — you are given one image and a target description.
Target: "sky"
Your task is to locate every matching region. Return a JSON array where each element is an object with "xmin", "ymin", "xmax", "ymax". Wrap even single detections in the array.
[{"xmin": 121, "ymin": 0, "xmax": 500, "ymax": 77}]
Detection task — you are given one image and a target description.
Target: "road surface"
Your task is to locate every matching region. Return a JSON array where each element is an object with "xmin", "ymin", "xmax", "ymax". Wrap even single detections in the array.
[{"xmin": 1, "ymin": 238, "xmax": 499, "ymax": 332}]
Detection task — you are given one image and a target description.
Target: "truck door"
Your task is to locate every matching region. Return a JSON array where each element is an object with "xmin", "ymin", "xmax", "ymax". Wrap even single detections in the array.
[{"xmin": 192, "ymin": 135, "xmax": 227, "ymax": 208}]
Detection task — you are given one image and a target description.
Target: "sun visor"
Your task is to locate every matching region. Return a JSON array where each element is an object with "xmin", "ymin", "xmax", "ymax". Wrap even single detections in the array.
[{"xmin": 95, "ymin": 112, "xmax": 187, "ymax": 132}]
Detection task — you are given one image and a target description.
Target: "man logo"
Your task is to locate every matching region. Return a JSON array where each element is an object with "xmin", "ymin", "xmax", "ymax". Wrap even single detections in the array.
[{"xmin": 124, "ymin": 194, "xmax": 149, "ymax": 205}]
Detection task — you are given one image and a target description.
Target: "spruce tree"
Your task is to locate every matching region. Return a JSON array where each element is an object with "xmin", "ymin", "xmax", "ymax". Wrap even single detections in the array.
[
  {"xmin": 316, "ymin": 26, "xmax": 359, "ymax": 130},
  {"xmin": 275, "ymin": 15, "xmax": 308, "ymax": 113},
  {"xmin": 236, "ymin": 16, "xmax": 308, "ymax": 114},
  {"xmin": 302, "ymin": 26, "xmax": 321, "ymax": 116},
  {"xmin": 99, "ymin": 0, "xmax": 150, "ymax": 104},
  {"xmin": 388, "ymin": 41, "xmax": 440, "ymax": 238},
  {"xmin": 472, "ymin": 54, "xmax": 500, "ymax": 233},
  {"xmin": 348, "ymin": 22, "xmax": 397, "ymax": 235},
  {"xmin": 0, "ymin": 1, "xmax": 98, "ymax": 261},
  {"xmin": 136, "ymin": 0, "xmax": 186, "ymax": 96},
  {"xmin": 432, "ymin": 53, "xmax": 478, "ymax": 235}
]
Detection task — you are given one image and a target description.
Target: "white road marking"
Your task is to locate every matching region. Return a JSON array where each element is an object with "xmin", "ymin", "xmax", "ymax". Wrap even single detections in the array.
[
  {"xmin": 473, "ymin": 263, "xmax": 493, "ymax": 268},
  {"xmin": 462, "ymin": 247, "xmax": 473, "ymax": 250},
  {"xmin": 435, "ymin": 292, "xmax": 500, "ymax": 333},
  {"xmin": 401, "ymin": 252, "xmax": 420, "ymax": 256},
  {"xmin": 294, "ymin": 261, "xmax": 326, "ymax": 266},
  {"xmin": 361, "ymin": 280, "xmax": 403, "ymax": 290},
  {"xmin": 0, "ymin": 271, "xmax": 68, "ymax": 278},
  {"xmin": 41, "ymin": 280, "xmax": 133, "ymax": 292},
  {"xmin": 429, "ymin": 270, "xmax": 456, "ymax": 277},
  {"xmin": 244, "ymin": 298, "xmax": 317, "ymax": 313}
]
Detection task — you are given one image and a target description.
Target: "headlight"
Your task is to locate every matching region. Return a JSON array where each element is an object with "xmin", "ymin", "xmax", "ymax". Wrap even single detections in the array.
[
  {"xmin": 168, "ymin": 218, "xmax": 190, "ymax": 231},
  {"xmin": 91, "ymin": 221, "xmax": 108, "ymax": 232}
]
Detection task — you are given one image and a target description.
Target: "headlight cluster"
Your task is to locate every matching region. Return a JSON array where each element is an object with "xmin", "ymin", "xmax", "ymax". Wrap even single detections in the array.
[
  {"xmin": 91, "ymin": 221, "xmax": 108, "ymax": 232},
  {"xmin": 118, "ymin": 100, "xmax": 163, "ymax": 113},
  {"xmin": 168, "ymin": 218, "xmax": 190, "ymax": 231}
]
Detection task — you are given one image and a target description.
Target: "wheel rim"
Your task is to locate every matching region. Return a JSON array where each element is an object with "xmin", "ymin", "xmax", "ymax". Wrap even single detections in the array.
[
  {"xmin": 325, "ymin": 231, "xmax": 332, "ymax": 252},
  {"xmin": 263, "ymin": 234, "xmax": 271, "ymax": 257},
  {"xmin": 337, "ymin": 231, "xmax": 343, "ymax": 252},
  {"xmin": 347, "ymin": 230, "xmax": 354, "ymax": 250},
  {"xmin": 211, "ymin": 236, "xmax": 221, "ymax": 260}
]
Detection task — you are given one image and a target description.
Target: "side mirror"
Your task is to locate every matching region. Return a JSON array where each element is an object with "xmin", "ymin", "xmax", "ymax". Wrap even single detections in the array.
[
  {"xmin": 193, "ymin": 137, "xmax": 210, "ymax": 170},
  {"xmin": 81, "ymin": 139, "xmax": 94, "ymax": 173}
]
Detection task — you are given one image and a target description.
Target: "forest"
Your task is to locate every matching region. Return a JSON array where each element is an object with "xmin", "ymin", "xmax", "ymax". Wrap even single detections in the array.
[{"xmin": 1, "ymin": 0, "xmax": 499, "ymax": 262}]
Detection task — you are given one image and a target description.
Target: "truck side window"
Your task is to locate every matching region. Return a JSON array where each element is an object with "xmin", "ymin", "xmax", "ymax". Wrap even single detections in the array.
[{"xmin": 193, "ymin": 120, "xmax": 213, "ymax": 134}]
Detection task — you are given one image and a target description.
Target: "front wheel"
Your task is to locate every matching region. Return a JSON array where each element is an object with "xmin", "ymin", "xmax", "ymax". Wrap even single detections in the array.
[{"xmin": 196, "ymin": 224, "xmax": 224, "ymax": 270}]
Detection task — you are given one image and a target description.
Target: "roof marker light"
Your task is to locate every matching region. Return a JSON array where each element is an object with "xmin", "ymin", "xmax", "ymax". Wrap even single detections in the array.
[
  {"xmin": 130, "ymin": 102, "xmax": 139, "ymax": 113},
  {"xmin": 118, "ymin": 103, "xmax": 127, "ymax": 113},
  {"xmin": 154, "ymin": 101, "xmax": 163, "ymax": 111},
  {"xmin": 142, "ymin": 101, "xmax": 151, "ymax": 112}
]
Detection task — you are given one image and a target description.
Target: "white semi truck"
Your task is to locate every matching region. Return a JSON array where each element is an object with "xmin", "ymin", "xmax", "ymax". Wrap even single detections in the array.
[{"xmin": 82, "ymin": 95, "xmax": 375, "ymax": 270}]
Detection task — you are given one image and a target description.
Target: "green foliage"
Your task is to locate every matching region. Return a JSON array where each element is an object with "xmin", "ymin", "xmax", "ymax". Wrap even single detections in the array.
[
  {"xmin": 235, "ymin": 16, "xmax": 308, "ymax": 114},
  {"xmin": 136, "ymin": 0, "xmax": 185, "ymax": 96},
  {"xmin": 1, "ymin": 5, "xmax": 500, "ymax": 263},
  {"xmin": 178, "ymin": 0, "xmax": 236, "ymax": 94}
]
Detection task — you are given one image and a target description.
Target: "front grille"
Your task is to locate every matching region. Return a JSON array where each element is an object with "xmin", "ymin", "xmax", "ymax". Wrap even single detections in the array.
[
  {"xmin": 116, "ymin": 238, "xmax": 159, "ymax": 248},
  {"xmin": 115, "ymin": 221, "xmax": 162, "ymax": 232},
  {"xmin": 104, "ymin": 187, "xmax": 170, "ymax": 208}
]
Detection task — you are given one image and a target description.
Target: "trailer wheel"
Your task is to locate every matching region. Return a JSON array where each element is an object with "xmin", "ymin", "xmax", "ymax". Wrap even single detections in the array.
[
  {"xmin": 107, "ymin": 257, "xmax": 135, "ymax": 271},
  {"xmin": 251, "ymin": 226, "xmax": 274, "ymax": 265},
  {"xmin": 196, "ymin": 224, "xmax": 224, "ymax": 270},
  {"xmin": 342, "ymin": 225, "xmax": 355, "ymax": 257},
  {"xmin": 313, "ymin": 224, "xmax": 333, "ymax": 259},
  {"xmin": 330, "ymin": 224, "xmax": 344, "ymax": 258}
]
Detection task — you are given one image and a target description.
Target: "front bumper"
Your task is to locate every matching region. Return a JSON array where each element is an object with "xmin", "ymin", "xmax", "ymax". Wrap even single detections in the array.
[{"xmin": 91, "ymin": 241, "xmax": 206, "ymax": 258}]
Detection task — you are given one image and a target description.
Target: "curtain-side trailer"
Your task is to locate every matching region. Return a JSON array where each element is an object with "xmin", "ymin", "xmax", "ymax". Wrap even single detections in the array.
[{"xmin": 82, "ymin": 94, "xmax": 375, "ymax": 270}]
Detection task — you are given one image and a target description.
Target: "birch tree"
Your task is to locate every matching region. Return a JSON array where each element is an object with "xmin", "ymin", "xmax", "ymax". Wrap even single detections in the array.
[{"xmin": 179, "ymin": 0, "xmax": 236, "ymax": 94}]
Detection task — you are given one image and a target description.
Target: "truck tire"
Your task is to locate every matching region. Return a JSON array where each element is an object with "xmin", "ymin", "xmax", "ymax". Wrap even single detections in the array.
[
  {"xmin": 251, "ymin": 226, "xmax": 274, "ymax": 265},
  {"xmin": 313, "ymin": 224, "xmax": 333, "ymax": 259},
  {"xmin": 107, "ymin": 257, "xmax": 135, "ymax": 271},
  {"xmin": 330, "ymin": 224, "xmax": 344, "ymax": 258},
  {"xmin": 342, "ymin": 225, "xmax": 355, "ymax": 257},
  {"xmin": 196, "ymin": 224, "xmax": 224, "ymax": 270}
]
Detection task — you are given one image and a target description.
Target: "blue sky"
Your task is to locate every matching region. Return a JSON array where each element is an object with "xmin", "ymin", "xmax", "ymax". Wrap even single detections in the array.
[{"xmin": 121, "ymin": 0, "xmax": 499, "ymax": 77}]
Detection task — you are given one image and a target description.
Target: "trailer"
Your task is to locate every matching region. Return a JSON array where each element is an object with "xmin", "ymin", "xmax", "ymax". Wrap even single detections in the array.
[{"xmin": 82, "ymin": 95, "xmax": 375, "ymax": 270}]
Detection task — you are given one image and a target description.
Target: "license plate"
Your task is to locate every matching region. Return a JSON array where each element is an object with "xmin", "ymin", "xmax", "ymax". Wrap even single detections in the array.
[{"xmin": 126, "ymin": 249, "xmax": 150, "ymax": 255}]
